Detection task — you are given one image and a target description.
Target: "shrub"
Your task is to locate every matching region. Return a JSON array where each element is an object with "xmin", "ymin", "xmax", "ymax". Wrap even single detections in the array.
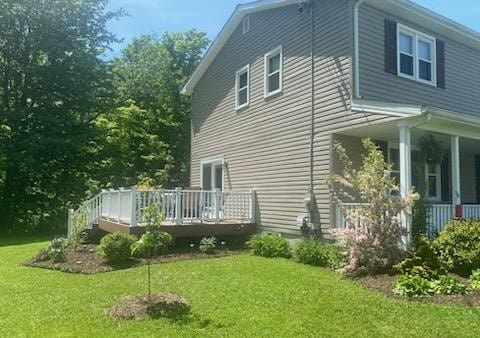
[
  {"xmin": 393, "ymin": 274, "xmax": 433, "ymax": 297},
  {"xmin": 97, "ymin": 232, "xmax": 137, "ymax": 263},
  {"xmin": 247, "ymin": 234, "xmax": 292, "ymax": 258},
  {"xmin": 430, "ymin": 275, "xmax": 468, "ymax": 295},
  {"xmin": 48, "ymin": 237, "xmax": 67, "ymax": 263},
  {"xmin": 295, "ymin": 239, "xmax": 345, "ymax": 268},
  {"xmin": 131, "ymin": 231, "xmax": 173, "ymax": 258},
  {"xmin": 435, "ymin": 219, "xmax": 480, "ymax": 276},
  {"xmin": 470, "ymin": 269, "xmax": 480, "ymax": 290},
  {"xmin": 330, "ymin": 139, "xmax": 418, "ymax": 276},
  {"xmin": 34, "ymin": 248, "xmax": 51, "ymax": 262},
  {"xmin": 199, "ymin": 237, "xmax": 217, "ymax": 254},
  {"xmin": 394, "ymin": 236, "xmax": 448, "ymax": 279}
]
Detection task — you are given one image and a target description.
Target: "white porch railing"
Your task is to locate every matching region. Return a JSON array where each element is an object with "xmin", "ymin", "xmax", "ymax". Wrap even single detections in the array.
[
  {"xmin": 335, "ymin": 202, "xmax": 480, "ymax": 236},
  {"xmin": 68, "ymin": 187, "xmax": 256, "ymax": 236}
]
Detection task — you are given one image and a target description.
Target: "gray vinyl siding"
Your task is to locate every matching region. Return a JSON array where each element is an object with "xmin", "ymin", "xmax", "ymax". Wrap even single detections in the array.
[
  {"xmin": 191, "ymin": 0, "xmax": 399, "ymax": 236},
  {"xmin": 358, "ymin": 4, "xmax": 480, "ymax": 118}
]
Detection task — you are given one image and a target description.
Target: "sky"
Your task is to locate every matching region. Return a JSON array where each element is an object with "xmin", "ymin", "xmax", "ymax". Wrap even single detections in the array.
[{"xmin": 104, "ymin": 0, "xmax": 480, "ymax": 59}]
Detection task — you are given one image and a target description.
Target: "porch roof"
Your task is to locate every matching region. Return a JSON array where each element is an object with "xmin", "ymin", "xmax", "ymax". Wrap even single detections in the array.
[{"xmin": 350, "ymin": 99, "xmax": 480, "ymax": 143}]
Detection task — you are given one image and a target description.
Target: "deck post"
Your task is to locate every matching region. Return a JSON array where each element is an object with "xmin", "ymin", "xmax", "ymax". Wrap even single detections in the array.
[
  {"xmin": 108, "ymin": 188, "xmax": 114, "ymax": 220},
  {"xmin": 399, "ymin": 124, "xmax": 412, "ymax": 247},
  {"xmin": 67, "ymin": 209, "xmax": 74, "ymax": 237},
  {"xmin": 451, "ymin": 135, "xmax": 462, "ymax": 218},
  {"xmin": 118, "ymin": 188, "xmax": 123, "ymax": 223},
  {"xmin": 175, "ymin": 187, "xmax": 182, "ymax": 225},
  {"xmin": 249, "ymin": 189, "xmax": 256, "ymax": 224},
  {"xmin": 214, "ymin": 189, "xmax": 221, "ymax": 224},
  {"xmin": 130, "ymin": 186, "xmax": 137, "ymax": 228}
]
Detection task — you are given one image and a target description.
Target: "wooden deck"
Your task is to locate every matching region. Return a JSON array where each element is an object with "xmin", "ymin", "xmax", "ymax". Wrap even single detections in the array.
[{"xmin": 98, "ymin": 218, "xmax": 257, "ymax": 238}]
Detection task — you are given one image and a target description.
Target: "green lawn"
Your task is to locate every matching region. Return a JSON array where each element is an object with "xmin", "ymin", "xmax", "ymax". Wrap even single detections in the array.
[{"xmin": 2, "ymin": 238, "xmax": 480, "ymax": 337}]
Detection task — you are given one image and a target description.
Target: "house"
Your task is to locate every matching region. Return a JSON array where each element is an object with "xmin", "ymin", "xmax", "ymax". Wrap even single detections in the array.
[{"xmin": 180, "ymin": 0, "xmax": 480, "ymax": 240}]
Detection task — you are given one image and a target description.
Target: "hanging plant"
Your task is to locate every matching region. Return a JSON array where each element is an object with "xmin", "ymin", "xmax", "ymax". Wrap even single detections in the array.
[{"xmin": 418, "ymin": 135, "xmax": 444, "ymax": 165}]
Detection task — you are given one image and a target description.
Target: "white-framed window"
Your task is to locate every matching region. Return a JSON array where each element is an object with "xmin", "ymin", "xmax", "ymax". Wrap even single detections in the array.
[
  {"xmin": 388, "ymin": 144, "xmax": 442, "ymax": 200},
  {"xmin": 235, "ymin": 65, "xmax": 249, "ymax": 110},
  {"xmin": 425, "ymin": 163, "xmax": 441, "ymax": 201},
  {"xmin": 397, "ymin": 24, "xmax": 436, "ymax": 86},
  {"xmin": 264, "ymin": 46, "xmax": 283, "ymax": 97},
  {"xmin": 200, "ymin": 158, "xmax": 224, "ymax": 191},
  {"xmin": 242, "ymin": 16, "xmax": 250, "ymax": 34}
]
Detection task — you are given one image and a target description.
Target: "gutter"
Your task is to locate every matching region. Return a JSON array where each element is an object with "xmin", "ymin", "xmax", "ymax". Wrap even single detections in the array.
[{"xmin": 353, "ymin": 0, "xmax": 367, "ymax": 99}]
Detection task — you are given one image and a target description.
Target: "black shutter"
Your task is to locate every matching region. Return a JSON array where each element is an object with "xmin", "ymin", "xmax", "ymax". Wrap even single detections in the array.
[
  {"xmin": 441, "ymin": 153, "xmax": 450, "ymax": 202},
  {"xmin": 475, "ymin": 155, "xmax": 480, "ymax": 203},
  {"xmin": 436, "ymin": 39, "xmax": 445, "ymax": 89},
  {"xmin": 384, "ymin": 19, "xmax": 397, "ymax": 75}
]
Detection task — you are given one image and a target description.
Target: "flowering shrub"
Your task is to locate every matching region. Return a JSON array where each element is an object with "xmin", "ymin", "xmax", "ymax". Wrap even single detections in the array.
[
  {"xmin": 48, "ymin": 237, "xmax": 67, "ymax": 263},
  {"xmin": 330, "ymin": 138, "xmax": 418, "ymax": 276}
]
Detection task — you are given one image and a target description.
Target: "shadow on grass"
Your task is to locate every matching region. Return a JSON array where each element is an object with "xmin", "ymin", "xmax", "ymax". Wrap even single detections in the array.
[{"xmin": 0, "ymin": 235, "xmax": 50, "ymax": 248}]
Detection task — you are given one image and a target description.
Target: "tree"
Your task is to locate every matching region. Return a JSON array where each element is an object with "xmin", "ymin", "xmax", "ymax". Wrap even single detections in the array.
[
  {"xmin": 105, "ymin": 31, "xmax": 209, "ymax": 188},
  {"xmin": 330, "ymin": 138, "xmax": 419, "ymax": 276},
  {"xmin": 0, "ymin": 0, "xmax": 121, "ymax": 233}
]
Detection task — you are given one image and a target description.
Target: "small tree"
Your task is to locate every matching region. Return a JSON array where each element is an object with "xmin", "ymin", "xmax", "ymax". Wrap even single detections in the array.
[
  {"xmin": 330, "ymin": 138, "xmax": 418, "ymax": 276},
  {"xmin": 131, "ymin": 202, "xmax": 167, "ymax": 303}
]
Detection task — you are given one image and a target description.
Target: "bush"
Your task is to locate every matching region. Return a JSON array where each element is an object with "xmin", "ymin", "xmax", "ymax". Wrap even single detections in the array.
[
  {"xmin": 435, "ymin": 219, "xmax": 480, "ymax": 276},
  {"xmin": 34, "ymin": 248, "xmax": 51, "ymax": 262},
  {"xmin": 430, "ymin": 275, "xmax": 468, "ymax": 295},
  {"xmin": 393, "ymin": 274, "xmax": 433, "ymax": 298},
  {"xmin": 199, "ymin": 237, "xmax": 217, "ymax": 254},
  {"xmin": 131, "ymin": 231, "xmax": 173, "ymax": 258},
  {"xmin": 295, "ymin": 239, "xmax": 345, "ymax": 268},
  {"xmin": 394, "ymin": 236, "xmax": 448, "ymax": 279},
  {"xmin": 247, "ymin": 234, "xmax": 292, "ymax": 258},
  {"xmin": 97, "ymin": 232, "xmax": 137, "ymax": 263},
  {"xmin": 470, "ymin": 269, "xmax": 480, "ymax": 290},
  {"xmin": 48, "ymin": 237, "xmax": 67, "ymax": 263}
]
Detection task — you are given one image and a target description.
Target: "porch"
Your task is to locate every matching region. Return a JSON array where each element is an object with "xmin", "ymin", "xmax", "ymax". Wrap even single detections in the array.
[
  {"xmin": 333, "ymin": 100, "xmax": 480, "ymax": 238},
  {"xmin": 68, "ymin": 187, "xmax": 257, "ymax": 238}
]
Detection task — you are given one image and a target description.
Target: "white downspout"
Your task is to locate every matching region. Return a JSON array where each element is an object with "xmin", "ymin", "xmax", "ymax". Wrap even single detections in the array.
[{"xmin": 353, "ymin": 0, "xmax": 366, "ymax": 99}]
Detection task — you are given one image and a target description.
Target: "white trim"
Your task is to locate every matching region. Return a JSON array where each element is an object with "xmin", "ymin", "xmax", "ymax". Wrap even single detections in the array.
[
  {"xmin": 264, "ymin": 45, "xmax": 283, "ymax": 98},
  {"xmin": 235, "ymin": 64, "xmax": 250, "ymax": 110},
  {"xmin": 397, "ymin": 23, "xmax": 437, "ymax": 86},
  {"xmin": 451, "ymin": 135, "xmax": 461, "ymax": 206},
  {"xmin": 351, "ymin": 99, "xmax": 423, "ymax": 117},
  {"xmin": 182, "ymin": 0, "xmax": 480, "ymax": 95},
  {"xmin": 200, "ymin": 157, "xmax": 225, "ymax": 191}
]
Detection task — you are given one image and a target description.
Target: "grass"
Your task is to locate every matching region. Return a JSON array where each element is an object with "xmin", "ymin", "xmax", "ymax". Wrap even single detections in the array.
[{"xmin": 2, "ymin": 238, "xmax": 480, "ymax": 337}]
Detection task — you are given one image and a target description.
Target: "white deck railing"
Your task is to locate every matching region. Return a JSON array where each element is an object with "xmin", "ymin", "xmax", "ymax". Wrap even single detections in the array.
[
  {"xmin": 68, "ymin": 187, "xmax": 256, "ymax": 236},
  {"xmin": 335, "ymin": 202, "xmax": 480, "ymax": 236}
]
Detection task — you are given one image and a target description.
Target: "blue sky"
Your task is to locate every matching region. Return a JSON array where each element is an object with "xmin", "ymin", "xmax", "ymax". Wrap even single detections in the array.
[{"xmin": 105, "ymin": 0, "xmax": 480, "ymax": 59}]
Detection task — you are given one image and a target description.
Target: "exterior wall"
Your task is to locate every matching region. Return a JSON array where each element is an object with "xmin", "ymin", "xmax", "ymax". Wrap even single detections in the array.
[
  {"xmin": 358, "ymin": 4, "xmax": 480, "ymax": 118},
  {"xmin": 191, "ymin": 0, "xmax": 399, "ymax": 237}
]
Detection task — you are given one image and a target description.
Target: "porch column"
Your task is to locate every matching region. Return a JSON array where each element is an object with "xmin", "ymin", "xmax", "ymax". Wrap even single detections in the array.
[
  {"xmin": 399, "ymin": 125, "xmax": 412, "ymax": 246},
  {"xmin": 451, "ymin": 135, "xmax": 462, "ymax": 218}
]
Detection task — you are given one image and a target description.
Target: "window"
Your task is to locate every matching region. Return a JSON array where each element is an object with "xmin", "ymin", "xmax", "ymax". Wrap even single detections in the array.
[
  {"xmin": 201, "ymin": 158, "xmax": 224, "ymax": 191},
  {"xmin": 397, "ymin": 24, "xmax": 436, "ymax": 85},
  {"xmin": 235, "ymin": 65, "xmax": 249, "ymax": 110},
  {"xmin": 264, "ymin": 46, "xmax": 283, "ymax": 97},
  {"xmin": 242, "ymin": 16, "xmax": 250, "ymax": 34},
  {"xmin": 388, "ymin": 147, "xmax": 401, "ymax": 186},
  {"xmin": 425, "ymin": 164, "xmax": 441, "ymax": 201}
]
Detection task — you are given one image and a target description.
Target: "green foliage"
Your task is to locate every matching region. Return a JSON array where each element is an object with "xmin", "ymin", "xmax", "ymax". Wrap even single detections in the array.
[
  {"xmin": 199, "ymin": 237, "xmax": 217, "ymax": 254},
  {"xmin": 295, "ymin": 239, "xmax": 346, "ymax": 268},
  {"xmin": 68, "ymin": 222, "xmax": 88, "ymax": 251},
  {"xmin": 393, "ymin": 274, "xmax": 433, "ymax": 298},
  {"xmin": 0, "ymin": 0, "xmax": 123, "ymax": 233},
  {"xmin": 330, "ymin": 138, "xmax": 418, "ymax": 275},
  {"xmin": 435, "ymin": 220, "xmax": 480, "ymax": 276},
  {"xmin": 142, "ymin": 202, "xmax": 166, "ymax": 232},
  {"xmin": 47, "ymin": 237, "xmax": 67, "ymax": 263},
  {"xmin": 470, "ymin": 270, "xmax": 480, "ymax": 290},
  {"xmin": 411, "ymin": 198, "xmax": 430, "ymax": 241},
  {"xmin": 430, "ymin": 275, "xmax": 468, "ymax": 295},
  {"xmin": 97, "ymin": 232, "xmax": 137, "ymax": 263},
  {"xmin": 247, "ymin": 234, "xmax": 292, "ymax": 259},
  {"xmin": 394, "ymin": 236, "xmax": 448, "ymax": 279},
  {"xmin": 131, "ymin": 231, "xmax": 172, "ymax": 258}
]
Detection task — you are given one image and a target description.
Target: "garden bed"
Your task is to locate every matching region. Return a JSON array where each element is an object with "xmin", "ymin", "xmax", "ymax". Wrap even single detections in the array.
[
  {"xmin": 356, "ymin": 274, "xmax": 480, "ymax": 307},
  {"xmin": 24, "ymin": 244, "xmax": 243, "ymax": 274}
]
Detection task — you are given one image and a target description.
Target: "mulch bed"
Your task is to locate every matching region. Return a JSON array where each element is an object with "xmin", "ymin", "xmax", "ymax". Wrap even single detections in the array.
[
  {"xmin": 24, "ymin": 244, "xmax": 242, "ymax": 274},
  {"xmin": 355, "ymin": 274, "xmax": 480, "ymax": 307},
  {"xmin": 106, "ymin": 293, "xmax": 190, "ymax": 320}
]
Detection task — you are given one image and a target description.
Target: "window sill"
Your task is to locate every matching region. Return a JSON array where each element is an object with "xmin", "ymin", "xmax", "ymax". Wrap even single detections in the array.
[
  {"xmin": 264, "ymin": 90, "xmax": 283, "ymax": 100},
  {"xmin": 235, "ymin": 103, "xmax": 249, "ymax": 112},
  {"xmin": 397, "ymin": 72, "xmax": 437, "ymax": 88}
]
